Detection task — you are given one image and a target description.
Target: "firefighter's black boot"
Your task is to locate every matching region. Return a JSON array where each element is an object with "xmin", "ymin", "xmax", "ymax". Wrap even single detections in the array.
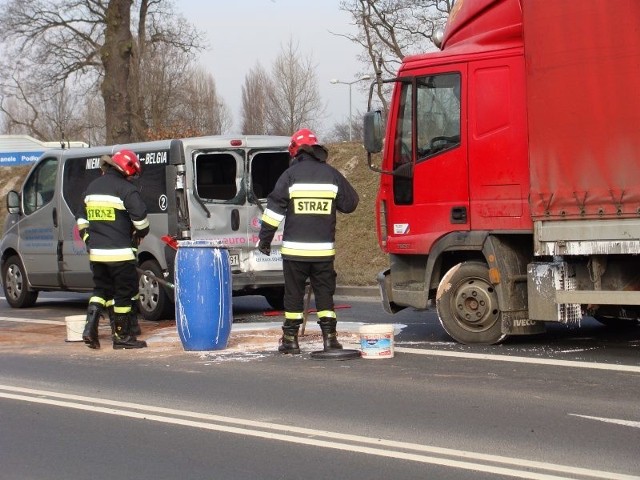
[
  {"xmin": 112, "ymin": 313, "xmax": 147, "ymax": 349},
  {"xmin": 129, "ymin": 301, "xmax": 141, "ymax": 336},
  {"xmin": 106, "ymin": 304, "xmax": 115, "ymax": 335},
  {"xmin": 82, "ymin": 303, "xmax": 101, "ymax": 349},
  {"xmin": 318, "ymin": 317, "xmax": 343, "ymax": 351},
  {"xmin": 278, "ymin": 320, "xmax": 302, "ymax": 354},
  {"xmin": 130, "ymin": 313, "xmax": 141, "ymax": 336}
]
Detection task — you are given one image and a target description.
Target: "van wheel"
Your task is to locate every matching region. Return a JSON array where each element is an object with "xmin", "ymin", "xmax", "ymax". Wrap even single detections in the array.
[
  {"xmin": 2, "ymin": 255, "xmax": 39, "ymax": 308},
  {"xmin": 138, "ymin": 260, "xmax": 174, "ymax": 321},
  {"xmin": 436, "ymin": 261, "xmax": 506, "ymax": 345},
  {"xmin": 264, "ymin": 287, "xmax": 285, "ymax": 311}
]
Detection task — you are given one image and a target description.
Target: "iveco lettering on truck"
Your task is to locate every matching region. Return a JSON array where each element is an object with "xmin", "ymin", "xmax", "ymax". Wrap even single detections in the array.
[
  {"xmin": 364, "ymin": 0, "xmax": 640, "ymax": 344},
  {"xmin": 2, "ymin": 136, "xmax": 291, "ymax": 320}
]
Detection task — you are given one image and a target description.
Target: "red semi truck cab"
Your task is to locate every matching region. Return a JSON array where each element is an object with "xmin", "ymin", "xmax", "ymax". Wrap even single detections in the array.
[{"xmin": 364, "ymin": 0, "xmax": 640, "ymax": 344}]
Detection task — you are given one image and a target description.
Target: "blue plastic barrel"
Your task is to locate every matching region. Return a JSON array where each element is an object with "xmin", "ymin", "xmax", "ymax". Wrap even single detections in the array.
[{"xmin": 174, "ymin": 239, "xmax": 232, "ymax": 351}]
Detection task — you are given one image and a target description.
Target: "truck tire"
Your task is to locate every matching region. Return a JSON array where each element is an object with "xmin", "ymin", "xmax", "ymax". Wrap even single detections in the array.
[
  {"xmin": 137, "ymin": 259, "xmax": 174, "ymax": 321},
  {"xmin": 436, "ymin": 261, "xmax": 506, "ymax": 345},
  {"xmin": 2, "ymin": 255, "xmax": 39, "ymax": 308}
]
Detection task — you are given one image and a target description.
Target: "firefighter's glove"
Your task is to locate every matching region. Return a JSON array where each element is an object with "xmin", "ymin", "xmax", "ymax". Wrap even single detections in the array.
[
  {"xmin": 257, "ymin": 240, "xmax": 271, "ymax": 256},
  {"xmin": 132, "ymin": 232, "xmax": 142, "ymax": 247}
]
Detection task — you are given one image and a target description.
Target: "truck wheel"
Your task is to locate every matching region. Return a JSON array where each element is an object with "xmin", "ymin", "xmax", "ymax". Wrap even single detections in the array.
[
  {"xmin": 264, "ymin": 287, "xmax": 285, "ymax": 311},
  {"xmin": 2, "ymin": 255, "xmax": 39, "ymax": 308},
  {"xmin": 138, "ymin": 260, "xmax": 174, "ymax": 321},
  {"xmin": 436, "ymin": 261, "xmax": 506, "ymax": 345}
]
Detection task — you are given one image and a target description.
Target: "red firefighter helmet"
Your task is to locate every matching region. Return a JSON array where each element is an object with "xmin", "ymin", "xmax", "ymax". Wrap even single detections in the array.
[
  {"xmin": 109, "ymin": 150, "xmax": 142, "ymax": 177},
  {"xmin": 288, "ymin": 128, "xmax": 319, "ymax": 157}
]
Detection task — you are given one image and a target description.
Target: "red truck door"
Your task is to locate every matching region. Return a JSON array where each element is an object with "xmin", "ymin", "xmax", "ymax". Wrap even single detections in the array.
[
  {"xmin": 467, "ymin": 53, "xmax": 530, "ymax": 231},
  {"xmin": 382, "ymin": 63, "xmax": 469, "ymax": 254}
]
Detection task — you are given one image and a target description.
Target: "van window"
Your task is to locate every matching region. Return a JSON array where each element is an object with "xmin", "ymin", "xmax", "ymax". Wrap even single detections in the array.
[
  {"xmin": 250, "ymin": 152, "xmax": 290, "ymax": 199},
  {"xmin": 195, "ymin": 153, "xmax": 238, "ymax": 201},
  {"xmin": 131, "ymin": 150, "xmax": 169, "ymax": 214},
  {"xmin": 62, "ymin": 156, "xmax": 102, "ymax": 216},
  {"xmin": 23, "ymin": 157, "xmax": 58, "ymax": 215},
  {"xmin": 62, "ymin": 151, "xmax": 169, "ymax": 216}
]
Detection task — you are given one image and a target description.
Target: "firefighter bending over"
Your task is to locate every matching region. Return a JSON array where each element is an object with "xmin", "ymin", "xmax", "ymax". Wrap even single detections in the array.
[{"xmin": 76, "ymin": 150, "xmax": 149, "ymax": 349}]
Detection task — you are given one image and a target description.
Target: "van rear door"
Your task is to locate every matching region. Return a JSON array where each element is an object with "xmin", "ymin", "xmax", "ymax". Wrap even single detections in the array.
[
  {"xmin": 190, "ymin": 149, "xmax": 247, "ymax": 261},
  {"xmin": 188, "ymin": 146, "xmax": 290, "ymax": 272}
]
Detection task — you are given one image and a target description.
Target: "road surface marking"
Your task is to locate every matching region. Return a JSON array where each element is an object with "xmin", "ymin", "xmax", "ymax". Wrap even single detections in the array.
[
  {"xmin": 0, "ymin": 384, "xmax": 637, "ymax": 480},
  {"xmin": 395, "ymin": 347, "xmax": 640, "ymax": 373},
  {"xmin": 0, "ymin": 316, "xmax": 63, "ymax": 325},
  {"xmin": 569, "ymin": 414, "xmax": 640, "ymax": 429}
]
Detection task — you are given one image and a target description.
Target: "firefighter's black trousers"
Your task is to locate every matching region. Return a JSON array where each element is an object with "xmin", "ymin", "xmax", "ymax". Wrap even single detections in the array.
[
  {"xmin": 283, "ymin": 259, "xmax": 336, "ymax": 316},
  {"xmin": 90, "ymin": 261, "xmax": 138, "ymax": 313}
]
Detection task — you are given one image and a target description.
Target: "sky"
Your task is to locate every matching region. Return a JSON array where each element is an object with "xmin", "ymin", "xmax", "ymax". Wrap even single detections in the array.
[{"xmin": 177, "ymin": 0, "xmax": 371, "ymax": 138}]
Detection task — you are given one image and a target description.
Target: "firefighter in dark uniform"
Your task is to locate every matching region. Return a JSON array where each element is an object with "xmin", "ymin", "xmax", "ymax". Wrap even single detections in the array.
[
  {"xmin": 258, "ymin": 129, "xmax": 359, "ymax": 354},
  {"xmin": 76, "ymin": 150, "xmax": 149, "ymax": 350}
]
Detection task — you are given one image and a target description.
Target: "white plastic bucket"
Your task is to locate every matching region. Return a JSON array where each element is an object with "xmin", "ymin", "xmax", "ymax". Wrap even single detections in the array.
[
  {"xmin": 65, "ymin": 315, "xmax": 85, "ymax": 342},
  {"xmin": 359, "ymin": 324, "xmax": 394, "ymax": 359}
]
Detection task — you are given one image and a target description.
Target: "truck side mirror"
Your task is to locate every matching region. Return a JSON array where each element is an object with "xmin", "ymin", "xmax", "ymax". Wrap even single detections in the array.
[
  {"xmin": 7, "ymin": 190, "xmax": 20, "ymax": 214},
  {"xmin": 363, "ymin": 110, "xmax": 383, "ymax": 153}
]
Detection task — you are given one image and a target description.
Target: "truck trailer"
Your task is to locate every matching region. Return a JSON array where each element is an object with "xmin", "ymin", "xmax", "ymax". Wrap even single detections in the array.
[{"xmin": 364, "ymin": 0, "xmax": 640, "ymax": 344}]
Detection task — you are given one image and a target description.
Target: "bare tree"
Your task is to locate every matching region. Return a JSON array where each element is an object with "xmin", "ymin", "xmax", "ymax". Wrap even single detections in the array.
[
  {"xmin": 0, "ymin": 0, "xmax": 205, "ymax": 144},
  {"xmin": 327, "ymin": 112, "xmax": 365, "ymax": 143},
  {"xmin": 338, "ymin": 0, "xmax": 453, "ymax": 114},
  {"xmin": 101, "ymin": 0, "xmax": 134, "ymax": 143},
  {"xmin": 240, "ymin": 63, "xmax": 272, "ymax": 135},
  {"xmin": 178, "ymin": 66, "xmax": 232, "ymax": 136},
  {"xmin": 0, "ymin": 75, "xmax": 100, "ymax": 143},
  {"xmin": 139, "ymin": 40, "xmax": 231, "ymax": 140},
  {"xmin": 264, "ymin": 38, "xmax": 325, "ymax": 136},
  {"xmin": 82, "ymin": 94, "xmax": 107, "ymax": 146},
  {"xmin": 141, "ymin": 42, "xmax": 192, "ymax": 138}
]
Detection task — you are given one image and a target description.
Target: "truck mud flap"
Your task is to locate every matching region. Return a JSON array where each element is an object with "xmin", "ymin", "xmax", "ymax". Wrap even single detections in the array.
[
  {"xmin": 377, "ymin": 269, "xmax": 406, "ymax": 314},
  {"xmin": 501, "ymin": 313, "xmax": 545, "ymax": 336}
]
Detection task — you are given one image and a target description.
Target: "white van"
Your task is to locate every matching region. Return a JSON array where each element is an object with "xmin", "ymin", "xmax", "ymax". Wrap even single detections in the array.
[{"xmin": 1, "ymin": 135, "xmax": 291, "ymax": 320}]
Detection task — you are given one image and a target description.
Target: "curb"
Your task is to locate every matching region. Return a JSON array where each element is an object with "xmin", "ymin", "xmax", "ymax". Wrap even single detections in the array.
[{"xmin": 335, "ymin": 285, "xmax": 378, "ymax": 298}]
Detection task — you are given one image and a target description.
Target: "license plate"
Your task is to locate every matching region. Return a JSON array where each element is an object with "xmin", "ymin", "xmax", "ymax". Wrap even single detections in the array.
[{"xmin": 229, "ymin": 254, "xmax": 240, "ymax": 267}]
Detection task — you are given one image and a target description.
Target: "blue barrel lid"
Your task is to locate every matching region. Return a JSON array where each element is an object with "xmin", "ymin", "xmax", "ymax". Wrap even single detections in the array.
[{"xmin": 177, "ymin": 239, "xmax": 226, "ymax": 248}]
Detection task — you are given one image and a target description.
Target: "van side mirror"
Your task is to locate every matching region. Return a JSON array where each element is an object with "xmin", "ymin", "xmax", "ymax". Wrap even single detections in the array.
[
  {"xmin": 363, "ymin": 110, "xmax": 383, "ymax": 154},
  {"xmin": 7, "ymin": 190, "xmax": 20, "ymax": 214}
]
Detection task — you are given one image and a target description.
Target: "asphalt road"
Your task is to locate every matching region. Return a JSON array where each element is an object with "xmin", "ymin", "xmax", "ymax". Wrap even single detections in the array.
[{"xmin": 1, "ymin": 292, "xmax": 639, "ymax": 479}]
